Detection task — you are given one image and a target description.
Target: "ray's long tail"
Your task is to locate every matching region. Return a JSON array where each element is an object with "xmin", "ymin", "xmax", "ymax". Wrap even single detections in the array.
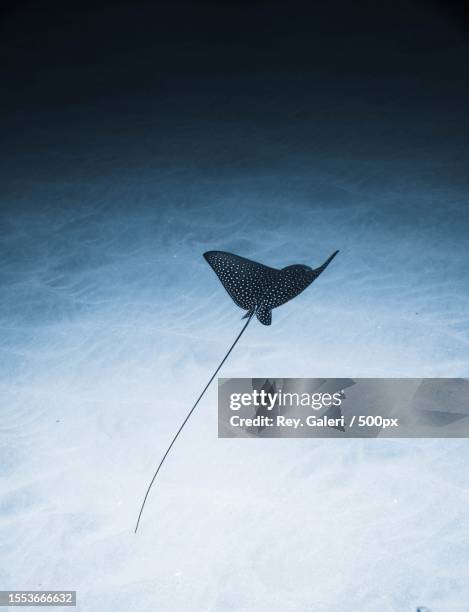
[{"xmin": 134, "ymin": 311, "xmax": 255, "ymax": 533}]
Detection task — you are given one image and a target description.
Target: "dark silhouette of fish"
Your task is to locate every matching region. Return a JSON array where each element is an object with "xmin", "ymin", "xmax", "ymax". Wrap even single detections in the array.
[
  {"xmin": 204, "ymin": 250, "xmax": 339, "ymax": 325},
  {"xmin": 254, "ymin": 379, "xmax": 279, "ymax": 432},
  {"xmin": 134, "ymin": 249, "xmax": 339, "ymax": 532}
]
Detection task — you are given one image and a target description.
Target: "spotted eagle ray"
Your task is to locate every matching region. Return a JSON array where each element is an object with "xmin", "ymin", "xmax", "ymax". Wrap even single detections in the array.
[{"xmin": 134, "ymin": 249, "xmax": 339, "ymax": 531}]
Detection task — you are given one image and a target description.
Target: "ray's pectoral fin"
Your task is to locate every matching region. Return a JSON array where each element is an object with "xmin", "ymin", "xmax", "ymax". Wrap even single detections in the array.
[
  {"xmin": 312, "ymin": 249, "xmax": 339, "ymax": 278},
  {"xmin": 256, "ymin": 305, "xmax": 272, "ymax": 326},
  {"xmin": 203, "ymin": 251, "xmax": 280, "ymax": 312}
]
